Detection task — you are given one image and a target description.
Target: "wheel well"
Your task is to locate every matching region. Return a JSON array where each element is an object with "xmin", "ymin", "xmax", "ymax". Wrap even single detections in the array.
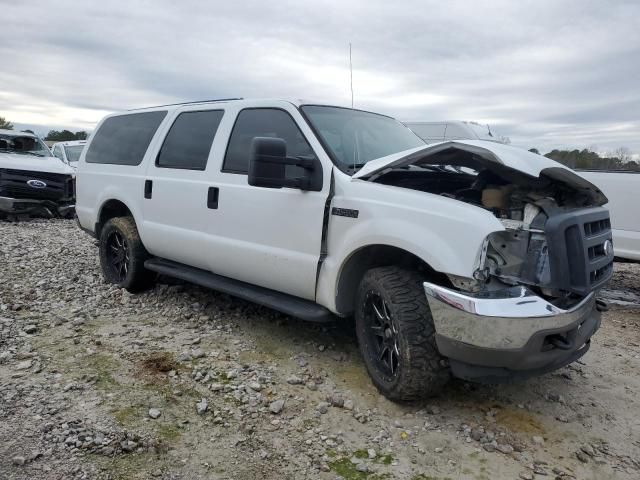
[
  {"xmin": 334, "ymin": 245, "xmax": 450, "ymax": 316},
  {"xmin": 96, "ymin": 200, "xmax": 132, "ymax": 237}
]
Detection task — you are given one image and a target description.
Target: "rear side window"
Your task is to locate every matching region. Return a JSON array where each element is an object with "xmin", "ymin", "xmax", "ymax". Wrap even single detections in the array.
[
  {"xmin": 86, "ymin": 111, "xmax": 167, "ymax": 165},
  {"xmin": 156, "ymin": 110, "xmax": 224, "ymax": 170},
  {"xmin": 223, "ymin": 108, "xmax": 314, "ymax": 173}
]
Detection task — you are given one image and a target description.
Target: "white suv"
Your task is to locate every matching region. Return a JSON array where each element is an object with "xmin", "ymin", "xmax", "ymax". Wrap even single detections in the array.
[{"xmin": 76, "ymin": 99, "xmax": 612, "ymax": 400}]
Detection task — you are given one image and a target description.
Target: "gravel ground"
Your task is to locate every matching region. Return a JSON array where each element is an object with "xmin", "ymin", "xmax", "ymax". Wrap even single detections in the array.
[{"xmin": 1, "ymin": 219, "xmax": 639, "ymax": 480}]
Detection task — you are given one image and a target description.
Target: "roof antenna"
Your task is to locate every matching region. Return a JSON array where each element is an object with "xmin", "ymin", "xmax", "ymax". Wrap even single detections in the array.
[{"xmin": 349, "ymin": 42, "xmax": 354, "ymax": 108}]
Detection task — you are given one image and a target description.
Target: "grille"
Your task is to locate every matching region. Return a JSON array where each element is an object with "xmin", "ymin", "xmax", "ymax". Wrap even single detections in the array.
[
  {"xmin": 584, "ymin": 218, "xmax": 611, "ymax": 237},
  {"xmin": 0, "ymin": 169, "xmax": 69, "ymax": 182},
  {"xmin": 590, "ymin": 263, "xmax": 613, "ymax": 284},
  {"xmin": 0, "ymin": 168, "xmax": 74, "ymax": 202},
  {"xmin": 546, "ymin": 207, "xmax": 613, "ymax": 295}
]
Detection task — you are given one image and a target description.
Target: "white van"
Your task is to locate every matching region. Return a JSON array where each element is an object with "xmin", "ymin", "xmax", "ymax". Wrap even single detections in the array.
[{"xmin": 577, "ymin": 170, "xmax": 640, "ymax": 261}]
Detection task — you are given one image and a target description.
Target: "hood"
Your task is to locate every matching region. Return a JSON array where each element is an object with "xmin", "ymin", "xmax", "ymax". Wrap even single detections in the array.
[
  {"xmin": 352, "ymin": 140, "xmax": 607, "ymax": 205},
  {"xmin": 0, "ymin": 151, "xmax": 75, "ymax": 175}
]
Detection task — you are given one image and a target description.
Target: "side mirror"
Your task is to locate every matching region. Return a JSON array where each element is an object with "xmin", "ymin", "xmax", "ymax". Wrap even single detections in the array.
[{"xmin": 248, "ymin": 137, "xmax": 317, "ymax": 190}]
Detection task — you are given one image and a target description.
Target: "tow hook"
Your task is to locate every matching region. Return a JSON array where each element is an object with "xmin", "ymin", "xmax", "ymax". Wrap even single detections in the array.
[
  {"xmin": 548, "ymin": 334, "xmax": 574, "ymax": 350},
  {"xmin": 596, "ymin": 299, "xmax": 609, "ymax": 312}
]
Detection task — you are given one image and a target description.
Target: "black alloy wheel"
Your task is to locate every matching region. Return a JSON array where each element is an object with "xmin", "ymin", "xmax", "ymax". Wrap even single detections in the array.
[
  {"xmin": 364, "ymin": 291, "xmax": 400, "ymax": 378},
  {"xmin": 355, "ymin": 266, "xmax": 450, "ymax": 400},
  {"xmin": 98, "ymin": 216, "xmax": 155, "ymax": 292},
  {"xmin": 105, "ymin": 230, "xmax": 130, "ymax": 282}
]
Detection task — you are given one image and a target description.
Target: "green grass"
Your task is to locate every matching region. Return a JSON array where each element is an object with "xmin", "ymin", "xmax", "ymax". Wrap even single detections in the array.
[
  {"xmin": 155, "ymin": 423, "xmax": 182, "ymax": 442},
  {"xmin": 327, "ymin": 450, "xmax": 395, "ymax": 480},
  {"xmin": 113, "ymin": 405, "xmax": 143, "ymax": 425},
  {"xmin": 83, "ymin": 353, "xmax": 120, "ymax": 388},
  {"xmin": 353, "ymin": 449, "xmax": 369, "ymax": 459},
  {"xmin": 328, "ymin": 458, "xmax": 370, "ymax": 480}
]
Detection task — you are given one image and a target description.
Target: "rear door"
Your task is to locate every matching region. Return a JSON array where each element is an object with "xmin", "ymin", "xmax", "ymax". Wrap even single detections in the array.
[
  {"xmin": 204, "ymin": 103, "xmax": 331, "ymax": 300},
  {"xmin": 141, "ymin": 107, "xmax": 225, "ymax": 269}
]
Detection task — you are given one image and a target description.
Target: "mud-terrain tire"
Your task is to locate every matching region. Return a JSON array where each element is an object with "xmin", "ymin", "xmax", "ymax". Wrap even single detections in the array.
[
  {"xmin": 99, "ymin": 216, "xmax": 155, "ymax": 292},
  {"xmin": 355, "ymin": 266, "xmax": 450, "ymax": 400}
]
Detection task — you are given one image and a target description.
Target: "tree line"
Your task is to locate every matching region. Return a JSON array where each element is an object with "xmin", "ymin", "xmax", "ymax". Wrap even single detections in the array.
[
  {"xmin": 1, "ymin": 116, "xmax": 87, "ymax": 141},
  {"xmin": 44, "ymin": 130, "xmax": 88, "ymax": 141},
  {"xmin": 529, "ymin": 146, "xmax": 639, "ymax": 171}
]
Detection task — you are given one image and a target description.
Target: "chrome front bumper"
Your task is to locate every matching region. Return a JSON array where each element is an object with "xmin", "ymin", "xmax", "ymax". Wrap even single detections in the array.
[
  {"xmin": 423, "ymin": 282, "xmax": 601, "ymax": 381},
  {"xmin": 423, "ymin": 282, "xmax": 597, "ymax": 350}
]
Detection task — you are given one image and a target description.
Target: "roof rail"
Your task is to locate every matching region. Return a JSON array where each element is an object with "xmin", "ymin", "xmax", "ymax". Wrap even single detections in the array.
[{"xmin": 128, "ymin": 97, "xmax": 243, "ymax": 110}]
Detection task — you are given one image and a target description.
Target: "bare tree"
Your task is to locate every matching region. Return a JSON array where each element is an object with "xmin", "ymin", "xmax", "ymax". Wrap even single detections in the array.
[{"xmin": 614, "ymin": 147, "xmax": 632, "ymax": 163}]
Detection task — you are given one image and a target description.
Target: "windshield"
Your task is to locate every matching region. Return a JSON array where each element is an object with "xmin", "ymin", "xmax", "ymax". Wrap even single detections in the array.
[
  {"xmin": 64, "ymin": 145, "xmax": 85, "ymax": 163},
  {"xmin": 301, "ymin": 106, "xmax": 424, "ymax": 172},
  {"xmin": 0, "ymin": 134, "xmax": 50, "ymax": 157}
]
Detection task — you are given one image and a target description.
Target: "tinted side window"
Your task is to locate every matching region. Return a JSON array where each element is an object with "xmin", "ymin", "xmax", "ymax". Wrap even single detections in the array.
[
  {"xmin": 157, "ymin": 110, "xmax": 224, "ymax": 170},
  {"xmin": 86, "ymin": 111, "xmax": 167, "ymax": 165},
  {"xmin": 223, "ymin": 109, "xmax": 314, "ymax": 173}
]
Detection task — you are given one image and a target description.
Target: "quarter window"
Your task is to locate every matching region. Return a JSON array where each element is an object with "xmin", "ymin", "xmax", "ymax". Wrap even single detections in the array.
[
  {"xmin": 223, "ymin": 109, "xmax": 314, "ymax": 173},
  {"xmin": 157, "ymin": 110, "xmax": 224, "ymax": 170},
  {"xmin": 52, "ymin": 145, "xmax": 64, "ymax": 160},
  {"xmin": 85, "ymin": 111, "xmax": 167, "ymax": 165}
]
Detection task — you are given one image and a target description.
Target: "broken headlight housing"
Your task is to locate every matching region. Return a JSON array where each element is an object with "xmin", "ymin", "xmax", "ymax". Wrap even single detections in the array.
[{"xmin": 474, "ymin": 203, "xmax": 553, "ymax": 292}]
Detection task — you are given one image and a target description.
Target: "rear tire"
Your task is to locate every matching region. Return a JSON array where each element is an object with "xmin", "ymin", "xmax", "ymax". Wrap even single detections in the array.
[
  {"xmin": 355, "ymin": 266, "xmax": 450, "ymax": 400},
  {"xmin": 99, "ymin": 216, "xmax": 155, "ymax": 292}
]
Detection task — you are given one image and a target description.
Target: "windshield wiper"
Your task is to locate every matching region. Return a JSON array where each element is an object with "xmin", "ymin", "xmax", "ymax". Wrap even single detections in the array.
[
  {"xmin": 345, "ymin": 162, "xmax": 368, "ymax": 173},
  {"xmin": 9, "ymin": 151, "xmax": 46, "ymax": 157}
]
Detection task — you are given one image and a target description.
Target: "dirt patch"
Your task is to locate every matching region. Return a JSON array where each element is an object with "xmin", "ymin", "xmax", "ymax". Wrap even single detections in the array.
[
  {"xmin": 138, "ymin": 352, "xmax": 177, "ymax": 375},
  {"xmin": 494, "ymin": 408, "xmax": 545, "ymax": 436}
]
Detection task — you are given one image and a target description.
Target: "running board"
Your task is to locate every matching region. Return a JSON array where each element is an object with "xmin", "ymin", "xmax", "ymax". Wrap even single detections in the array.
[{"xmin": 144, "ymin": 258, "xmax": 334, "ymax": 323}]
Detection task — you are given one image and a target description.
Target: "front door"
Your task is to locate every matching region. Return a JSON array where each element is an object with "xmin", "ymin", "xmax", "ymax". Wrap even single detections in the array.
[{"xmin": 205, "ymin": 106, "xmax": 330, "ymax": 300}]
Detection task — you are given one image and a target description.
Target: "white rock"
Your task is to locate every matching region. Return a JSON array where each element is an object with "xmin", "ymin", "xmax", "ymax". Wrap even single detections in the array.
[
  {"xmin": 196, "ymin": 398, "xmax": 209, "ymax": 415},
  {"xmin": 15, "ymin": 360, "xmax": 32, "ymax": 370},
  {"xmin": 269, "ymin": 399, "xmax": 285, "ymax": 414}
]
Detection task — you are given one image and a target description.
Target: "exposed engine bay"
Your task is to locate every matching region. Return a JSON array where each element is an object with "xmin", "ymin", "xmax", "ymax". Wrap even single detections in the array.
[{"xmin": 369, "ymin": 146, "xmax": 613, "ymax": 303}]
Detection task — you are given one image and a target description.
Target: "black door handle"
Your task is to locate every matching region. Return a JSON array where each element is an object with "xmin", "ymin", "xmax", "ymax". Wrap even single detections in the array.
[
  {"xmin": 207, "ymin": 187, "xmax": 219, "ymax": 209},
  {"xmin": 144, "ymin": 180, "xmax": 153, "ymax": 199}
]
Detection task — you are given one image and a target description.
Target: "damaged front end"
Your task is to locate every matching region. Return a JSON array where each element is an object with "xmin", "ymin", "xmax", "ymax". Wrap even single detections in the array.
[
  {"xmin": 478, "ymin": 205, "xmax": 613, "ymax": 300},
  {"xmin": 356, "ymin": 140, "xmax": 613, "ymax": 382},
  {"xmin": 356, "ymin": 140, "xmax": 613, "ymax": 301},
  {"xmin": 0, "ymin": 168, "xmax": 76, "ymax": 219}
]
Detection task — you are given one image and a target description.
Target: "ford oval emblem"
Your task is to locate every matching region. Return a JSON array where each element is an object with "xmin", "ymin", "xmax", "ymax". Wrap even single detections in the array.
[
  {"xmin": 27, "ymin": 179, "xmax": 47, "ymax": 189},
  {"xmin": 604, "ymin": 239, "xmax": 614, "ymax": 257}
]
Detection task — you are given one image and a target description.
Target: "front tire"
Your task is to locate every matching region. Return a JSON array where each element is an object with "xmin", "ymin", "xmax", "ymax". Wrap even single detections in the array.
[
  {"xmin": 99, "ymin": 216, "xmax": 155, "ymax": 292},
  {"xmin": 355, "ymin": 266, "xmax": 450, "ymax": 400}
]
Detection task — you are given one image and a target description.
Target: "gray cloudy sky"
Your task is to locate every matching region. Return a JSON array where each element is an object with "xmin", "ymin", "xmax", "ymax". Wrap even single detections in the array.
[{"xmin": 2, "ymin": 0, "xmax": 638, "ymax": 156}]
